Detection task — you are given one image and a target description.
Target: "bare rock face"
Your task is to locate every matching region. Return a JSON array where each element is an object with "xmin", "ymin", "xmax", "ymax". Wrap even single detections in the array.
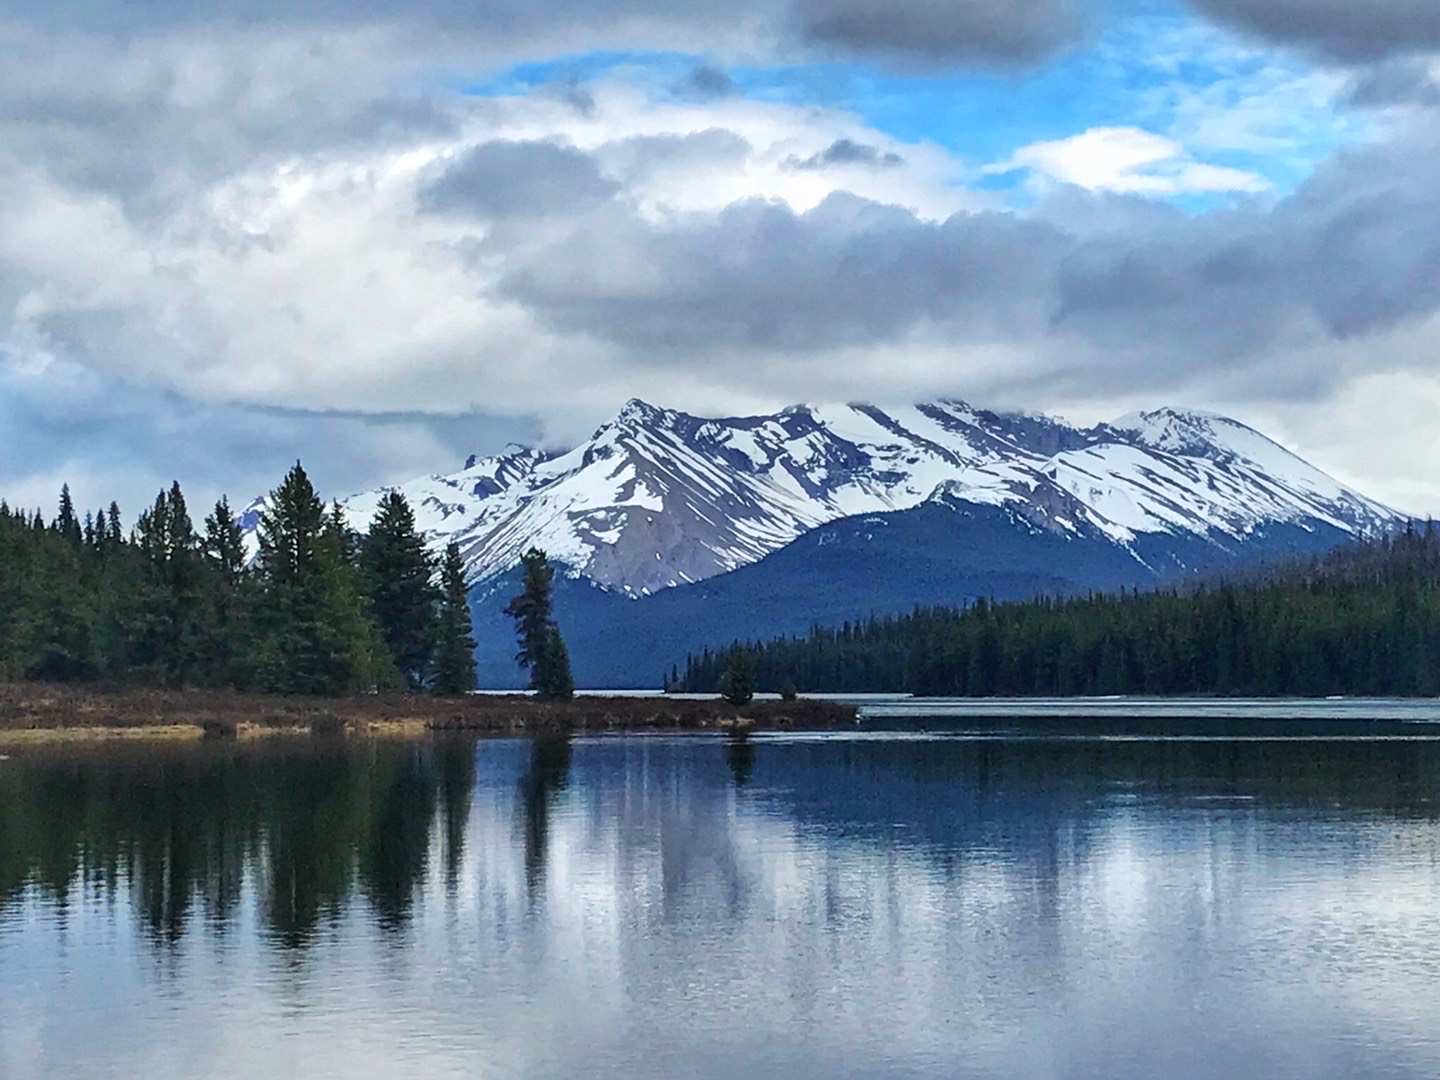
[{"xmin": 261, "ymin": 397, "xmax": 1403, "ymax": 597}]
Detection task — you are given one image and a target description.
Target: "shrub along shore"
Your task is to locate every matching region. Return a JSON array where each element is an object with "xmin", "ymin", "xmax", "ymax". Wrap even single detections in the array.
[{"xmin": 0, "ymin": 683, "xmax": 858, "ymax": 742}]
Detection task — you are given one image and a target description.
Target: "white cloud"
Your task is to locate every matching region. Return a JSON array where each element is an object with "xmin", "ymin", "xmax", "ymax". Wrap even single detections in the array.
[
  {"xmin": 0, "ymin": 73, "xmax": 982, "ymax": 428},
  {"xmin": 992, "ymin": 126, "xmax": 1269, "ymax": 195}
]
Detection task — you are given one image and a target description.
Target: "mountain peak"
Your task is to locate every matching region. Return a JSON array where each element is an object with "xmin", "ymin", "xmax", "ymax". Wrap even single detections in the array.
[
  {"xmin": 1114, "ymin": 405, "xmax": 1232, "ymax": 434},
  {"xmin": 614, "ymin": 398, "xmax": 673, "ymax": 426},
  {"xmin": 464, "ymin": 441, "xmax": 536, "ymax": 470},
  {"xmin": 1113, "ymin": 407, "xmax": 1283, "ymax": 466}
]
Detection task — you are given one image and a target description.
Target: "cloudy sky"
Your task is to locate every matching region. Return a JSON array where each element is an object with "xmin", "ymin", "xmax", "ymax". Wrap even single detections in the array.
[{"xmin": 4, "ymin": 0, "xmax": 1440, "ymax": 519}]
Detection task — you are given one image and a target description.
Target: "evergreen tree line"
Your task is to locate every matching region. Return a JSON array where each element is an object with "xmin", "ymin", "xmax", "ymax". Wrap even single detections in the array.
[
  {"xmin": 680, "ymin": 525, "xmax": 1440, "ymax": 698},
  {"xmin": 0, "ymin": 465, "xmax": 483, "ymax": 696}
]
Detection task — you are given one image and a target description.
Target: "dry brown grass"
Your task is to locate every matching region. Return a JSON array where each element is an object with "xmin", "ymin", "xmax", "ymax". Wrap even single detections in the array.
[
  {"xmin": 0, "ymin": 683, "xmax": 857, "ymax": 741},
  {"xmin": 0, "ymin": 723, "xmax": 204, "ymax": 745}
]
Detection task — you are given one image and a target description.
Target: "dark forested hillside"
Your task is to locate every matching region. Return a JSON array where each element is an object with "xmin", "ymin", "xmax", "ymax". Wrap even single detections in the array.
[
  {"xmin": 680, "ymin": 526, "xmax": 1440, "ymax": 698},
  {"xmin": 467, "ymin": 500, "xmax": 1359, "ymax": 689}
]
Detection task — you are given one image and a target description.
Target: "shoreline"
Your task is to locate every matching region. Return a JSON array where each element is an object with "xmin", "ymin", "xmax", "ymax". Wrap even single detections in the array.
[{"xmin": 0, "ymin": 683, "xmax": 859, "ymax": 742}]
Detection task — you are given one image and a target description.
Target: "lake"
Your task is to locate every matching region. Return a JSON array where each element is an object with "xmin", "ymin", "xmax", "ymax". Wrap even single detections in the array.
[{"xmin": 4, "ymin": 721, "xmax": 1440, "ymax": 1078}]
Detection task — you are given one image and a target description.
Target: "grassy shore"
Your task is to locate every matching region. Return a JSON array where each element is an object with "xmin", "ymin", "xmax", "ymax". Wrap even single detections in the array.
[{"xmin": 0, "ymin": 682, "xmax": 858, "ymax": 741}]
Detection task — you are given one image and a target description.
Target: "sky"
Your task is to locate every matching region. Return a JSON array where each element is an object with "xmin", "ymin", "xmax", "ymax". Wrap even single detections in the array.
[{"xmin": 3, "ymin": 0, "xmax": 1440, "ymax": 520}]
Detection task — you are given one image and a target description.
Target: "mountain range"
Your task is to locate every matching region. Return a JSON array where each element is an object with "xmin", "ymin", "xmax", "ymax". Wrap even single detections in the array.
[{"xmin": 248, "ymin": 399, "xmax": 1404, "ymax": 687}]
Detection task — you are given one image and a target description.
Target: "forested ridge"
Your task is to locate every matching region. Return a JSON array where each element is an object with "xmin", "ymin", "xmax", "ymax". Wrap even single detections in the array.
[
  {"xmin": 680, "ymin": 525, "xmax": 1440, "ymax": 698},
  {"xmin": 0, "ymin": 465, "xmax": 481, "ymax": 696}
]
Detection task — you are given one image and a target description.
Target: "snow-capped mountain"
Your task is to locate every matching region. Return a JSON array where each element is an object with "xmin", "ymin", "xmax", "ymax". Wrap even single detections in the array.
[{"xmin": 326, "ymin": 398, "xmax": 1400, "ymax": 598}]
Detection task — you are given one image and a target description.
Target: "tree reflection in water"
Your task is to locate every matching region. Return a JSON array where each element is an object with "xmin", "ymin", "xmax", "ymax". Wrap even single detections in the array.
[
  {"xmin": 518, "ymin": 736, "xmax": 573, "ymax": 903},
  {"xmin": 726, "ymin": 734, "xmax": 756, "ymax": 788},
  {"xmin": 4, "ymin": 730, "xmax": 1440, "ymax": 956}
]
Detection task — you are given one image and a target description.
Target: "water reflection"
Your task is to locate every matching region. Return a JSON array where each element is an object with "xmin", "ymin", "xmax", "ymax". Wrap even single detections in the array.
[
  {"xmin": 518, "ymin": 736, "xmax": 572, "ymax": 901},
  {"xmin": 0, "ymin": 741, "xmax": 489, "ymax": 950},
  {"xmin": 2, "ymin": 731, "xmax": 1440, "ymax": 1078},
  {"xmin": 726, "ymin": 733, "xmax": 756, "ymax": 787}
]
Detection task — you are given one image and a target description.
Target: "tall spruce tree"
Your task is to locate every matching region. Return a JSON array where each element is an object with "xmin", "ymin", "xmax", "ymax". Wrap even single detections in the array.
[
  {"xmin": 326, "ymin": 501, "xmax": 399, "ymax": 692},
  {"xmin": 329, "ymin": 500, "xmax": 363, "ymax": 569},
  {"xmin": 54, "ymin": 484, "xmax": 82, "ymax": 548},
  {"xmin": 129, "ymin": 483, "xmax": 203, "ymax": 685},
  {"xmin": 254, "ymin": 462, "xmax": 392, "ymax": 695},
  {"xmin": 204, "ymin": 497, "xmax": 247, "ymax": 587},
  {"xmin": 505, "ymin": 548, "xmax": 556, "ymax": 678},
  {"xmin": 536, "ymin": 627, "xmax": 575, "ymax": 699},
  {"xmin": 431, "ymin": 542, "xmax": 478, "ymax": 695},
  {"xmin": 504, "ymin": 547, "xmax": 575, "ymax": 697},
  {"xmin": 201, "ymin": 496, "xmax": 250, "ymax": 685},
  {"xmin": 361, "ymin": 490, "xmax": 439, "ymax": 689}
]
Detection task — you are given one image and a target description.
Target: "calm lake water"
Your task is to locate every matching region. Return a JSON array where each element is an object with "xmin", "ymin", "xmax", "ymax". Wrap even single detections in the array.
[{"xmin": 4, "ymin": 722, "xmax": 1440, "ymax": 1078}]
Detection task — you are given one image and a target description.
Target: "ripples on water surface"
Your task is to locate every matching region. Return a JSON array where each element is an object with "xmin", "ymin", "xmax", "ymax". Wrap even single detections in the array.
[{"xmin": 3, "ymin": 723, "xmax": 1440, "ymax": 1078}]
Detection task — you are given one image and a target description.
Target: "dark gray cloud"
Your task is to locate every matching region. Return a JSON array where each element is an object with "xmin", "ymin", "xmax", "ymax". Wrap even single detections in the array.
[
  {"xmin": 497, "ymin": 121, "xmax": 1440, "ymax": 403},
  {"xmin": 1345, "ymin": 59, "xmax": 1440, "ymax": 108},
  {"xmin": 0, "ymin": 23, "xmax": 462, "ymax": 222},
  {"xmin": 1190, "ymin": 0, "xmax": 1440, "ymax": 62},
  {"xmin": 682, "ymin": 65, "xmax": 736, "ymax": 99},
  {"xmin": 419, "ymin": 140, "xmax": 621, "ymax": 218},
  {"xmin": 502, "ymin": 193, "xmax": 1058, "ymax": 352},
  {"xmin": 15, "ymin": 1, "xmax": 1088, "ymax": 69},
  {"xmin": 793, "ymin": 0, "xmax": 1087, "ymax": 67},
  {"xmin": 784, "ymin": 138, "xmax": 905, "ymax": 170}
]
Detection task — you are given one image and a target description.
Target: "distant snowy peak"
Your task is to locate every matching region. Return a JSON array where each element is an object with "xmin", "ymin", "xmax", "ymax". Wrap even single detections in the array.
[
  {"xmin": 1107, "ymin": 406, "xmax": 1385, "ymax": 531},
  {"xmin": 1114, "ymin": 407, "xmax": 1299, "ymax": 472},
  {"xmin": 306, "ymin": 397, "xmax": 1403, "ymax": 597}
]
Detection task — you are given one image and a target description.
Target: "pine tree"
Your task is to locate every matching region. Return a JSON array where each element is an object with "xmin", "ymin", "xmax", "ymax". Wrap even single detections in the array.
[
  {"xmin": 719, "ymin": 647, "xmax": 755, "ymax": 706},
  {"xmin": 325, "ymin": 501, "xmax": 399, "ymax": 693},
  {"xmin": 254, "ymin": 462, "xmax": 392, "ymax": 695},
  {"xmin": 55, "ymin": 484, "xmax": 82, "ymax": 548},
  {"xmin": 431, "ymin": 542, "xmax": 478, "ymax": 695},
  {"xmin": 201, "ymin": 496, "xmax": 250, "ymax": 685},
  {"xmin": 361, "ymin": 490, "xmax": 439, "ymax": 689},
  {"xmin": 505, "ymin": 548, "xmax": 556, "ymax": 681},
  {"xmin": 329, "ymin": 500, "xmax": 363, "ymax": 569},
  {"xmin": 89, "ymin": 507, "xmax": 107, "ymax": 555},
  {"xmin": 204, "ymin": 497, "xmax": 247, "ymax": 587},
  {"xmin": 536, "ymin": 627, "xmax": 575, "ymax": 700},
  {"xmin": 257, "ymin": 464, "xmax": 326, "ymax": 591},
  {"xmin": 129, "ymin": 483, "xmax": 203, "ymax": 685},
  {"xmin": 503, "ymin": 547, "xmax": 577, "ymax": 697}
]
